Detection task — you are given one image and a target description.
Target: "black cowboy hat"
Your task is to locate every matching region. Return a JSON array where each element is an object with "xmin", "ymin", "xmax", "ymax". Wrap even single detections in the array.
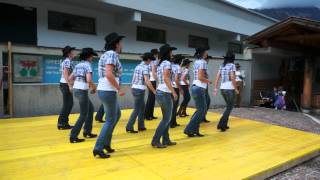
[
  {"xmin": 62, "ymin": 46, "xmax": 76, "ymax": 57},
  {"xmin": 150, "ymin": 48, "xmax": 159, "ymax": 55},
  {"xmin": 223, "ymin": 51, "xmax": 235, "ymax": 60},
  {"xmin": 194, "ymin": 46, "xmax": 210, "ymax": 56},
  {"xmin": 104, "ymin": 32, "xmax": 125, "ymax": 47},
  {"xmin": 142, "ymin": 52, "xmax": 156, "ymax": 61},
  {"xmin": 181, "ymin": 59, "xmax": 192, "ymax": 66},
  {"xmin": 159, "ymin": 44, "xmax": 177, "ymax": 56},
  {"xmin": 79, "ymin": 48, "xmax": 98, "ymax": 59},
  {"xmin": 173, "ymin": 54, "xmax": 185, "ymax": 64}
]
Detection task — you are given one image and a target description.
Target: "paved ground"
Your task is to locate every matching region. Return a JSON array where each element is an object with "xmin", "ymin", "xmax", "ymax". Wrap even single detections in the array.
[{"xmin": 209, "ymin": 107, "xmax": 320, "ymax": 180}]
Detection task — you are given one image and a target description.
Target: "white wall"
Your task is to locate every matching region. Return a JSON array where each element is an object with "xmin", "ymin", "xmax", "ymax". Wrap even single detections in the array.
[
  {"xmin": 1, "ymin": 0, "xmax": 260, "ymax": 57},
  {"xmin": 0, "ymin": 44, "xmax": 253, "ymax": 116},
  {"xmin": 102, "ymin": 0, "xmax": 276, "ymax": 35}
]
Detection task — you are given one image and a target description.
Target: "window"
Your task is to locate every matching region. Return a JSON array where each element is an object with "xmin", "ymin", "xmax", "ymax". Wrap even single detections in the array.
[
  {"xmin": 48, "ymin": 11, "xmax": 96, "ymax": 35},
  {"xmin": 228, "ymin": 42, "xmax": 242, "ymax": 54},
  {"xmin": 137, "ymin": 26, "xmax": 166, "ymax": 43},
  {"xmin": 188, "ymin": 35, "xmax": 209, "ymax": 48},
  {"xmin": 0, "ymin": 3, "xmax": 37, "ymax": 45}
]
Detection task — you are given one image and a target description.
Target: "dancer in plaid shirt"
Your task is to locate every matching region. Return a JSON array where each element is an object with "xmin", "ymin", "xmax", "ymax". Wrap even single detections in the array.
[{"xmin": 126, "ymin": 52, "xmax": 156, "ymax": 133}]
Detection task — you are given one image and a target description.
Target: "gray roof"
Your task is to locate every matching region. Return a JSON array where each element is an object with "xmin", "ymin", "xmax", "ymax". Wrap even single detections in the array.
[{"xmin": 217, "ymin": 0, "xmax": 279, "ymax": 22}]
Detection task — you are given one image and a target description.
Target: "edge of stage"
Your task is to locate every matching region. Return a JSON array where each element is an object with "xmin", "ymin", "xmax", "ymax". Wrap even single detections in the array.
[{"xmin": 1, "ymin": 108, "xmax": 320, "ymax": 179}]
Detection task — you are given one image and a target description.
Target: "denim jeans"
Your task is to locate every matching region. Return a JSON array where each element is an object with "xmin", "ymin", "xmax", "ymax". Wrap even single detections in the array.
[
  {"xmin": 184, "ymin": 86, "xmax": 207, "ymax": 134},
  {"xmin": 203, "ymin": 88, "xmax": 211, "ymax": 121},
  {"xmin": 70, "ymin": 89, "xmax": 93, "ymax": 138},
  {"xmin": 235, "ymin": 81, "xmax": 243, "ymax": 107},
  {"xmin": 206, "ymin": 88, "xmax": 211, "ymax": 111},
  {"xmin": 126, "ymin": 88, "xmax": 146, "ymax": 130},
  {"xmin": 58, "ymin": 83, "xmax": 73, "ymax": 126},
  {"xmin": 170, "ymin": 88, "xmax": 180, "ymax": 126},
  {"xmin": 95, "ymin": 104, "xmax": 105, "ymax": 121},
  {"xmin": 145, "ymin": 81, "xmax": 156, "ymax": 119},
  {"xmin": 94, "ymin": 91, "xmax": 121, "ymax": 151},
  {"xmin": 218, "ymin": 89, "xmax": 235, "ymax": 128},
  {"xmin": 152, "ymin": 90, "xmax": 173, "ymax": 144},
  {"xmin": 180, "ymin": 85, "xmax": 191, "ymax": 108}
]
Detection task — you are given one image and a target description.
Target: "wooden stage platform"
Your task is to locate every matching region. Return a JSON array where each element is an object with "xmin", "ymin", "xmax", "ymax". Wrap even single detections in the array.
[{"xmin": 1, "ymin": 108, "xmax": 320, "ymax": 179}]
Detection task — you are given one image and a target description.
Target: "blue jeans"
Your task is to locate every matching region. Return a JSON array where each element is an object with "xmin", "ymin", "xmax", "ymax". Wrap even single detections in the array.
[
  {"xmin": 152, "ymin": 90, "xmax": 173, "ymax": 144},
  {"xmin": 184, "ymin": 86, "xmax": 207, "ymax": 134},
  {"xmin": 179, "ymin": 85, "xmax": 191, "ymax": 107},
  {"xmin": 70, "ymin": 89, "xmax": 93, "ymax": 138},
  {"xmin": 58, "ymin": 83, "xmax": 73, "ymax": 126},
  {"xmin": 94, "ymin": 91, "xmax": 121, "ymax": 151},
  {"xmin": 145, "ymin": 81, "xmax": 157, "ymax": 119},
  {"xmin": 218, "ymin": 90, "xmax": 235, "ymax": 128},
  {"xmin": 170, "ymin": 88, "xmax": 180, "ymax": 126},
  {"xmin": 95, "ymin": 104, "xmax": 105, "ymax": 121},
  {"xmin": 203, "ymin": 88, "xmax": 211, "ymax": 121},
  {"xmin": 126, "ymin": 88, "xmax": 145, "ymax": 130}
]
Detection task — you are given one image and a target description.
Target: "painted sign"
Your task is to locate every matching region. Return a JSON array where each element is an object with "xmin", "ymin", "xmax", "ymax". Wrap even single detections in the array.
[
  {"xmin": 41, "ymin": 54, "xmax": 140, "ymax": 84},
  {"xmin": 13, "ymin": 54, "xmax": 43, "ymax": 83}
]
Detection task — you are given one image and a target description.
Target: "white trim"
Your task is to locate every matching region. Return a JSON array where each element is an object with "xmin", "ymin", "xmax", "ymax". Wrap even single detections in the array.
[
  {"xmin": 303, "ymin": 113, "xmax": 320, "ymax": 125},
  {"xmin": 218, "ymin": 0, "xmax": 279, "ymax": 22}
]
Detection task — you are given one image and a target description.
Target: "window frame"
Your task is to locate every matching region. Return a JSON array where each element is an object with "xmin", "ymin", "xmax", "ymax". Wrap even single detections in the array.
[
  {"xmin": 188, "ymin": 35, "xmax": 209, "ymax": 48},
  {"xmin": 136, "ymin": 26, "xmax": 166, "ymax": 44},
  {"xmin": 228, "ymin": 42, "xmax": 243, "ymax": 54},
  {"xmin": 48, "ymin": 11, "xmax": 96, "ymax": 35}
]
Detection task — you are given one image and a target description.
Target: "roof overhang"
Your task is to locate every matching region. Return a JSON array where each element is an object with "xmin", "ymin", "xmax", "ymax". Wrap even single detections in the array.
[{"xmin": 246, "ymin": 17, "xmax": 320, "ymax": 52}]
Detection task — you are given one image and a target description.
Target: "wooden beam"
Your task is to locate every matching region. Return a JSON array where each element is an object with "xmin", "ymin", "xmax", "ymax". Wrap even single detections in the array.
[
  {"xmin": 301, "ymin": 58, "xmax": 313, "ymax": 110},
  {"xmin": 275, "ymin": 34, "xmax": 320, "ymax": 43},
  {"xmin": 267, "ymin": 40, "xmax": 319, "ymax": 53},
  {"xmin": 7, "ymin": 42, "xmax": 13, "ymax": 116}
]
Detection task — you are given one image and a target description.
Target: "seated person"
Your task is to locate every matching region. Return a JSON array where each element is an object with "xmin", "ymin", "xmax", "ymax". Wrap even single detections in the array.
[
  {"xmin": 274, "ymin": 86, "xmax": 286, "ymax": 110},
  {"xmin": 271, "ymin": 86, "xmax": 278, "ymax": 107}
]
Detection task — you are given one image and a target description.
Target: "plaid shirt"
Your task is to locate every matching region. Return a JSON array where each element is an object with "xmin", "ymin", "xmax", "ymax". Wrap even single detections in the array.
[
  {"xmin": 181, "ymin": 67, "xmax": 190, "ymax": 80},
  {"xmin": 193, "ymin": 59, "xmax": 207, "ymax": 81},
  {"xmin": 180, "ymin": 67, "xmax": 190, "ymax": 85},
  {"xmin": 171, "ymin": 64, "xmax": 181, "ymax": 87},
  {"xmin": 149, "ymin": 59, "xmax": 158, "ymax": 67},
  {"xmin": 157, "ymin": 60, "xmax": 172, "ymax": 84},
  {"xmin": 148, "ymin": 59, "xmax": 158, "ymax": 81},
  {"xmin": 73, "ymin": 61, "xmax": 92, "ymax": 83},
  {"xmin": 60, "ymin": 58, "xmax": 74, "ymax": 83},
  {"xmin": 132, "ymin": 62, "xmax": 149, "ymax": 85},
  {"xmin": 98, "ymin": 50, "xmax": 122, "ymax": 79},
  {"xmin": 219, "ymin": 63, "xmax": 236, "ymax": 84}
]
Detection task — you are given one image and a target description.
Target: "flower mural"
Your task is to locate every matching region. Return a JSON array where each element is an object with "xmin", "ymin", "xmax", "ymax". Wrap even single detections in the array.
[
  {"xmin": 13, "ymin": 54, "xmax": 43, "ymax": 83},
  {"xmin": 19, "ymin": 60, "xmax": 38, "ymax": 77}
]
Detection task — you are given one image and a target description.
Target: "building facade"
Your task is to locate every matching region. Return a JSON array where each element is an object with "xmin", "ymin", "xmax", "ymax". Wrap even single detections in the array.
[
  {"xmin": 0, "ymin": 0, "xmax": 277, "ymax": 117},
  {"xmin": 246, "ymin": 17, "xmax": 320, "ymax": 113}
]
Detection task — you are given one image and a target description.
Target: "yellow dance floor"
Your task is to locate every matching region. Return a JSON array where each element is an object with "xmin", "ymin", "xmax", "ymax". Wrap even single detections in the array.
[{"xmin": 1, "ymin": 108, "xmax": 320, "ymax": 180}]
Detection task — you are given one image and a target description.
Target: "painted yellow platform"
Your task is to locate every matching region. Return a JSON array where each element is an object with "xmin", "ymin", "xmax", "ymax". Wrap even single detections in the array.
[{"xmin": 1, "ymin": 108, "xmax": 320, "ymax": 180}]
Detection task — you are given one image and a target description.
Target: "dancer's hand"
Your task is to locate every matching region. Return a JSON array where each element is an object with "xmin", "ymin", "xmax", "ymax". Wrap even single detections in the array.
[
  {"xmin": 68, "ymin": 85, "xmax": 73, "ymax": 92},
  {"xmin": 235, "ymin": 89, "xmax": 240, "ymax": 95},
  {"xmin": 90, "ymin": 89, "xmax": 96, "ymax": 94},
  {"xmin": 173, "ymin": 92, "xmax": 178, "ymax": 101},
  {"xmin": 213, "ymin": 88, "xmax": 218, "ymax": 96},
  {"xmin": 90, "ymin": 84, "xmax": 97, "ymax": 94},
  {"xmin": 118, "ymin": 89, "xmax": 125, "ymax": 96},
  {"xmin": 180, "ymin": 89, "xmax": 184, "ymax": 95}
]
